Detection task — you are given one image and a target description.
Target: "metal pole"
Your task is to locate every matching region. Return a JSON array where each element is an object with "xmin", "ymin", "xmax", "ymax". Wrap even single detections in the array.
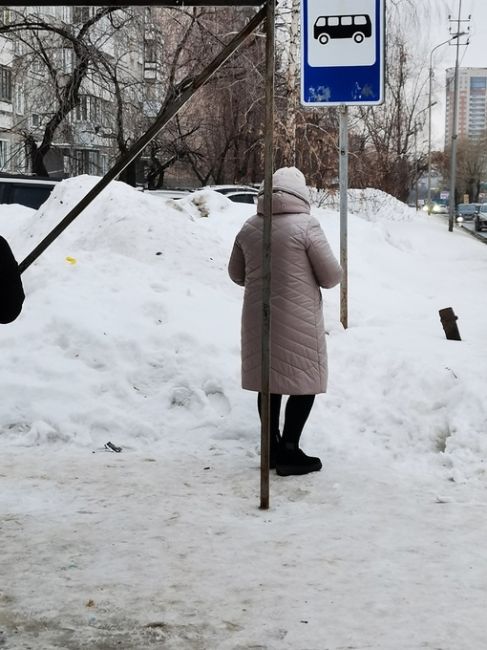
[
  {"xmin": 448, "ymin": 0, "xmax": 462, "ymax": 232},
  {"xmin": 260, "ymin": 0, "xmax": 275, "ymax": 511},
  {"xmin": 339, "ymin": 105, "xmax": 348, "ymax": 330},
  {"xmin": 414, "ymin": 124, "xmax": 419, "ymax": 210},
  {"xmin": 427, "ymin": 58, "xmax": 434, "ymax": 214},
  {"xmin": 18, "ymin": 5, "xmax": 267, "ymax": 273}
]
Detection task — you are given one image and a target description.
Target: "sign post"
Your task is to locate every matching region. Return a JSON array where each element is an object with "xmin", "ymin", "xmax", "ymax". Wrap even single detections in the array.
[
  {"xmin": 300, "ymin": 0, "xmax": 385, "ymax": 328},
  {"xmin": 339, "ymin": 106, "xmax": 349, "ymax": 329}
]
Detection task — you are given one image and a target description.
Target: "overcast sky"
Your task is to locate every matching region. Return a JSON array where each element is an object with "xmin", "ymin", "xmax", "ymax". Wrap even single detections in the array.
[{"xmin": 447, "ymin": 0, "xmax": 487, "ymax": 68}]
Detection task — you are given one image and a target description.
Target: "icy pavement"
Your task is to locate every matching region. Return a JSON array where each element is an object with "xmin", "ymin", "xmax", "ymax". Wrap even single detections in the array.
[{"xmin": 1, "ymin": 443, "xmax": 486, "ymax": 650}]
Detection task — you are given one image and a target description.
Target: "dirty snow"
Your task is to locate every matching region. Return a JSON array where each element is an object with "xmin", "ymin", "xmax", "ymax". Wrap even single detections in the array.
[{"xmin": 1, "ymin": 176, "xmax": 486, "ymax": 649}]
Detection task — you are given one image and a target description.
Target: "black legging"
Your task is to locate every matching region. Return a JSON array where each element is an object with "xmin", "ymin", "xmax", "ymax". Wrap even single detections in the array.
[{"xmin": 257, "ymin": 393, "xmax": 315, "ymax": 445}]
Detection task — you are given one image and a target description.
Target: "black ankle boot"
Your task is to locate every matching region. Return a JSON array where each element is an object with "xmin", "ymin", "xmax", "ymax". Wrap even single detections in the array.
[{"xmin": 275, "ymin": 441, "xmax": 322, "ymax": 476}]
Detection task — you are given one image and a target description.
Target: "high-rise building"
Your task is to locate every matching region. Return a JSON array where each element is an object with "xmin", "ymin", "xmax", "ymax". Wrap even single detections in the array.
[{"xmin": 445, "ymin": 67, "xmax": 487, "ymax": 148}]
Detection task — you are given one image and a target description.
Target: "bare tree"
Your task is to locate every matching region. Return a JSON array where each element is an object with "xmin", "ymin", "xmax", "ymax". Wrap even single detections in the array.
[
  {"xmin": 1, "ymin": 6, "xmax": 129, "ymax": 176},
  {"xmin": 153, "ymin": 5, "xmax": 267, "ymax": 186},
  {"xmin": 455, "ymin": 134, "xmax": 487, "ymax": 203},
  {"xmin": 350, "ymin": 12, "xmax": 430, "ymax": 201}
]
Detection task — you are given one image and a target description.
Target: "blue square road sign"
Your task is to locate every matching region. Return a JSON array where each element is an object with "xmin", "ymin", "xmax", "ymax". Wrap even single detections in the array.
[{"xmin": 301, "ymin": 0, "xmax": 385, "ymax": 106}]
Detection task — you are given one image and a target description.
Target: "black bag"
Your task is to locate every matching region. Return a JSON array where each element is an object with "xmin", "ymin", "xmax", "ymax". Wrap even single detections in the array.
[{"xmin": 0, "ymin": 236, "xmax": 25, "ymax": 324}]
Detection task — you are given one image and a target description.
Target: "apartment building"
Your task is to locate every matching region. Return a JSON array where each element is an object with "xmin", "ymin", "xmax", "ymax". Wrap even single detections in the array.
[
  {"xmin": 445, "ymin": 66, "xmax": 487, "ymax": 147},
  {"xmin": 0, "ymin": 5, "xmax": 152, "ymax": 178},
  {"xmin": 1, "ymin": 5, "xmax": 249, "ymax": 187},
  {"xmin": 0, "ymin": 8, "xmax": 16, "ymax": 172}
]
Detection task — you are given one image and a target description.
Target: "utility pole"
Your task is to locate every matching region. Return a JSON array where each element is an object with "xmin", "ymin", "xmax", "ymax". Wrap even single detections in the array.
[{"xmin": 447, "ymin": 0, "xmax": 470, "ymax": 232}]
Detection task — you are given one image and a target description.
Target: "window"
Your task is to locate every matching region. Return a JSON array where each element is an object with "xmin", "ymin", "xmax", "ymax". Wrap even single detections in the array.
[
  {"xmin": 87, "ymin": 150, "xmax": 99, "ymax": 174},
  {"xmin": 54, "ymin": 6, "xmax": 71, "ymax": 22},
  {"xmin": 341, "ymin": 16, "xmax": 352, "ymax": 25},
  {"xmin": 1, "ymin": 8, "xmax": 12, "ymax": 25},
  {"xmin": 0, "ymin": 140, "xmax": 9, "ymax": 170},
  {"xmin": 470, "ymin": 77, "xmax": 487, "ymax": 90},
  {"xmin": 75, "ymin": 96, "xmax": 88, "ymax": 121},
  {"xmin": 328, "ymin": 17, "xmax": 339, "ymax": 26},
  {"xmin": 73, "ymin": 149, "xmax": 100, "ymax": 175},
  {"xmin": 354, "ymin": 15, "xmax": 368, "ymax": 25},
  {"xmin": 14, "ymin": 39, "xmax": 25, "ymax": 57},
  {"xmin": 0, "ymin": 66, "xmax": 12, "ymax": 102},
  {"xmin": 14, "ymin": 84, "xmax": 24, "ymax": 114},
  {"xmin": 60, "ymin": 48, "xmax": 74, "ymax": 73},
  {"xmin": 73, "ymin": 6, "xmax": 92, "ymax": 23},
  {"xmin": 11, "ymin": 144, "xmax": 26, "ymax": 173},
  {"xmin": 145, "ymin": 39, "xmax": 158, "ymax": 64},
  {"xmin": 74, "ymin": 95, "xmax": 104, "ymax": 123},
  {"xmin": 92, "ymin": 96, "xmax": 101, "ymax": 122}
]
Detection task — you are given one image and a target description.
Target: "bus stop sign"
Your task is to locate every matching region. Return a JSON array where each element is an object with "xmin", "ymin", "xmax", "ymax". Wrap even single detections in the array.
[{"xmin": 300, "ymin": 0, "xmax": 384, "ymax": 106}]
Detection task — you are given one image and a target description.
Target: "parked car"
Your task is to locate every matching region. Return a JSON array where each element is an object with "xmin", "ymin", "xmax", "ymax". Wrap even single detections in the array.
[
  {"xmin": 455, "ymin": 202, "xmax": 482, "ymax": 222},
  {"xmin": 474, "ymin": 204, "xmax": 487, "ymax": 232},
  {"xmin": 202, "ymin": 185, "xmax": 259, "ymax": 205},
  {"xmin": 0, "ymin": 173, "xmax": 58, "ymax": 210},
  {"xmin": 144, "ymin": 189, "xmax": 190, "ymax": 200}
]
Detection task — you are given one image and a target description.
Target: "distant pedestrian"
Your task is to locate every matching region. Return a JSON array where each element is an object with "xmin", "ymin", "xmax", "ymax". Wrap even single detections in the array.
[
  {"xmin": 228, "ymin": 167, "xmax": 342, "ymax": 476},
  {"xmin": 0, "ymin": 235, "xmax": 25, "ymax": 324}
]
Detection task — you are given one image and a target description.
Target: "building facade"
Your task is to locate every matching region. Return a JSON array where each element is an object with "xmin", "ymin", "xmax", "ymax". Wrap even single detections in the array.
[
  {"xmin": 0, "ymin": 6, "xmax": 153, "ymax": 179},
  {"xmin": 445, "ymin": 66, "xmax": 487, "ymax": 147}
]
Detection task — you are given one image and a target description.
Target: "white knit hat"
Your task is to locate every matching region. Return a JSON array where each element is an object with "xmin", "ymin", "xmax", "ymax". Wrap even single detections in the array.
[{"xmin": 259, "ymin": 166, "xmax": 310, "ymax": 204}]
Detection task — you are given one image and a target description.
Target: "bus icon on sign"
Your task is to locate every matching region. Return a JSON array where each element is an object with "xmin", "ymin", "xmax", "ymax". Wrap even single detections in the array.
[{"xmin": 314, "ymin": 14, "xmax": 372, "ymax": 45}]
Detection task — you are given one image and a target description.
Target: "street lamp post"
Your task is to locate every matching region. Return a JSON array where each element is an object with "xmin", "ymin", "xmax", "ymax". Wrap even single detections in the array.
[{"xmin": 426, "ymin": 32, "xmax": 465, "ymax": 215}]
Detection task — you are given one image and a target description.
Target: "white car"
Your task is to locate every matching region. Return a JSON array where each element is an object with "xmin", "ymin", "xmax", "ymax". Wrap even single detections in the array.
[
  {"xmin": 144, "ymin": 189, "xmax": 190, "ymax": 200},
  {"xmin": 423, "ymin": 201, "xmax": 448, "ymax": 214},
  {"xmin": 202, "ymin": 184, "xmax": 259, "ymax": 205}
]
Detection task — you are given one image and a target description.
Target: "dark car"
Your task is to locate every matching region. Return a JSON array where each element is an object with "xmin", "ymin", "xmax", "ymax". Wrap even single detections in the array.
[
  {"xmin": 455, "ymin": 203, "xmax": 481, "ymax": 222},
  {"xmin": 0, "ymin": 173, "xmax": 57, "ymax": 210},
  {"xmin": 474, "ymin": 204, "xmax": 487, "ymax": 232}
]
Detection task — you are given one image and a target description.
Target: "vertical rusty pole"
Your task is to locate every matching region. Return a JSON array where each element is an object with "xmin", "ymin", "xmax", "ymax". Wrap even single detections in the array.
[
  {"xmin": 339, "ymin": 105, "xmax": 348, "ymax": 329},
  {"xmin": 260, "ymin": 0, "xmax": 275, "ymax": 510}
]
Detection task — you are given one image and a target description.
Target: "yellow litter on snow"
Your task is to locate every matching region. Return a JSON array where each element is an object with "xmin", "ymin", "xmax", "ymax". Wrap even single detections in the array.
[{"xmin": 65, "ymin": 256, "xmax": 77, "ymax": 265}]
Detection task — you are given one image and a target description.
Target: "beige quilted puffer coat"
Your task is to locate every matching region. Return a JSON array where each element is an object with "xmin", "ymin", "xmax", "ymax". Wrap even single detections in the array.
[{"xmin": 228, "ymin": 167, "xmax": 342, "ymax": 395}]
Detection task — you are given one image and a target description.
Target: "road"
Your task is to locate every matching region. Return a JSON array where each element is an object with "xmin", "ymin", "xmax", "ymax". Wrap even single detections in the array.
[{"xmin": 461, "ymin": 221, "xmax": 487, "ymax": 243}]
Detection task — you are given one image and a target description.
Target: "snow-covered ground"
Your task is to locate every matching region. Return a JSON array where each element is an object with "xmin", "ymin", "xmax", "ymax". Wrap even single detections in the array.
[{"xmin": 1, "ymin": 176, "xmax": 486, "ymax": 649}]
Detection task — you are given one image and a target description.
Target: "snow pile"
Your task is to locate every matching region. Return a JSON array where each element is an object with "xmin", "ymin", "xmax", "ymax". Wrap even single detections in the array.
[
  {"xmin": 1, "ymin": 175, "xmax": 487, "ymax": 483},
  {"xmin": 2, "ymin": 177, "xmax": 249, "ymax": 448},
  {"xmin": 311, "ymin": 186, "xmax": 414, "ymax": 222},
  {"xmin": 177, "ymin": 188, "xmax": 236, "ymax": 219},
  {"xmin": 2, "ymin": 176, "xmax": 487, "ymax": 649}
]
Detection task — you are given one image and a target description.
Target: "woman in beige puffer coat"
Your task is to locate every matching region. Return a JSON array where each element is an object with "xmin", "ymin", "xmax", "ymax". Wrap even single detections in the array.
[{"xmin": 228, "ymin": 167, "xmax": 342, "ymax": 476}]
